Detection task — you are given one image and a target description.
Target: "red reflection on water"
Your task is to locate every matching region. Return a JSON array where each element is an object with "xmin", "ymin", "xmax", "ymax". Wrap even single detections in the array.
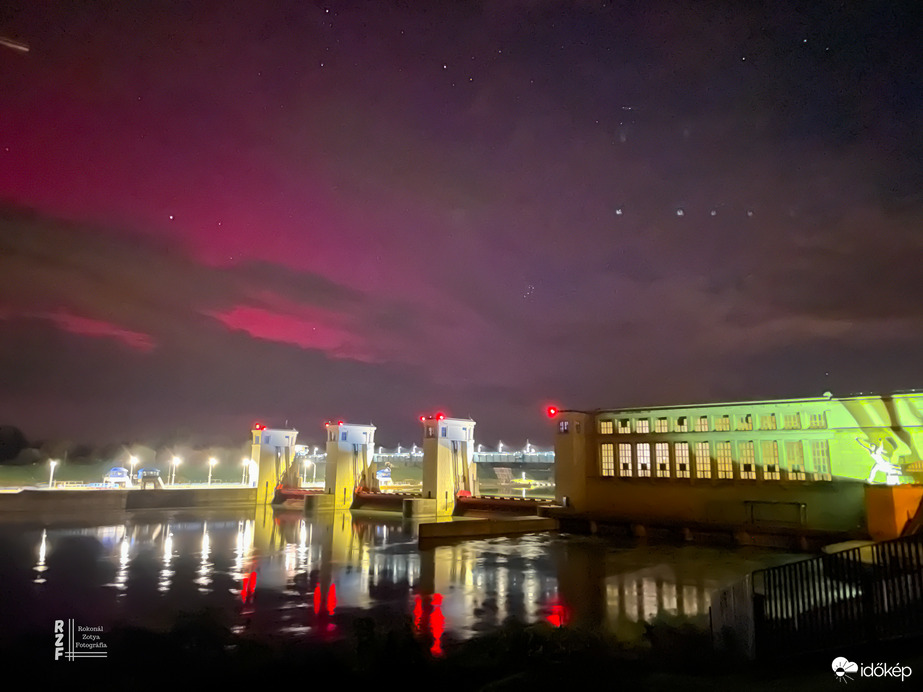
[
  {"xmin": 413, "ymin": 595, "xmax": 423, "ymax": 629},
  {"xmin": 241, "ymin": 571, "xmax": 257, "ymax": 603},
  {"xmin": 313, "ymin": 585, "xmax": 321, "ymax": 615},
  {"xmin": 327, "ymin": 583, "xmax": 337, "ymax": 615},
  {"xmin": 413, "ymin": 593, "xmax": 446, "ymax": 657},
  {"xmin": 546, "ymin": 596, "xmax": 570, "ymax": 628}
]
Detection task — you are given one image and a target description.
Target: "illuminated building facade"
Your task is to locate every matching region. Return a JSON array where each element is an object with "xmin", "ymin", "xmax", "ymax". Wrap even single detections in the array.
[{"xmin": 553, "ymin": 392, "xmax": 923, "ymax": 537}]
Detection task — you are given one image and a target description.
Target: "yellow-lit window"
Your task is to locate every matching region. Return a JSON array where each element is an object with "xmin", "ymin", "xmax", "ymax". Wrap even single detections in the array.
[
  {"xmin": 739, "ymin": 442, "xmax": 756, "ymax": 480},
  {"xmin": 784, "ymin": 413, "xmax": 802, "ymax": 430},
  {"xmin": 812, "ymin": 440, "xmax": 831, "ymax": 480},
  {"xmin": 785, "ymin": 441, "xmax": 806, "ymax": 480},
  {"xmin": 600, "ymin": 443, "xmax": 615, "ymax": 476},
  {"xmin": 716, "ymin": 442, "xmax": 733, "ymax": 479},
  {"xmin": 695, "ymin": 416, "xmax": 709, "ymax": 432},
  {"xmin": 737, "ymin": 414, "xmax": 753, "ymax": 431},
  {"xmin": 599, "ymin": 420, "xmax": 614, "ymax": 435},
  {"xmin": 618, "ymin": 444, "xmax": 633, "ymax": 476},
  {"xmin": 655, "ymin": 418, "xmax": 669, "ymax": 433},
  {"xmin": 655, "ymin": 442, "xmax": 670, "ymax": 477},
  {"xmin": 715, "ymin": 415, "xmax": 730, "ymax": 432},
  {"xmin": 809, "ymin": 413, "xmax": 827, "ymax": 429},
  {"xmin": 695, "ymin": 442, "xmax": 711, "ymax": 479},
  {"xmin": 618, "ymin": 419, "xmax": 631, "ymax": 434},
  {"xmin": 760, "ymin": 413, "xmax": 777, "ymax": 430},
  {"xmin": 761, "ymin": 441, "xmax": 780, "ymax": 480},
  {"xmin": 636, "ymin": 419, "xmax": 650, "ymax": 434},
  {"xmin": 675, "ymin": 416, "xmax": 688, "ymax": 432},
  {"xmin": 675, "ymin": 443, "xmax": 690, "ymax": 478},
  {"xmin": 637, "ymin": 443, "xmax": 651, "ymax": 477}
]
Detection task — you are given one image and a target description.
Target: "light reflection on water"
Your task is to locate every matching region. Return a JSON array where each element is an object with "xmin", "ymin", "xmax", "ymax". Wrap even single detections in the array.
[{"xmin": 0, "ymin": 507, "xmax": 803, "ymax": 646}]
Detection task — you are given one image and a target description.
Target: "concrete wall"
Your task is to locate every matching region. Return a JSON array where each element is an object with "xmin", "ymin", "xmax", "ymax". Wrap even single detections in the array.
[{"xmin": 582, "ymin": 477, "xmax": 867, "ymax": 533}]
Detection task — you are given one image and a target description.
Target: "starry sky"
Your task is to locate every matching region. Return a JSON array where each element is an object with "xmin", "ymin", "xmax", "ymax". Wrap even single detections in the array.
[{"xmin": 1, "ymin": 1, "xmax": 921, "ymax": 448}]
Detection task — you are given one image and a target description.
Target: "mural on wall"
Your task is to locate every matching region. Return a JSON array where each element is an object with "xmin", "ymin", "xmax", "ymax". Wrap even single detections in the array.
[{"xmin": 840, "ymin": 395, "xmax": 923, "ymax": 484}]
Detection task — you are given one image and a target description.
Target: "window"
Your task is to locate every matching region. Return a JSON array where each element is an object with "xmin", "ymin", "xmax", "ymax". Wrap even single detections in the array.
[
  {"xmin": 618, "ymin": 444, "xmax": 633, "ymax": 476},
  {"xmin": 812, "ymin": 440, "xmax": 832, "ymax": 480},
  {"xmin": 675, "ymin": 443, "xmax": 690, "ymax": 478},
  {"xmin": 636, "ymin": 419, "xmax": 650, "ymax": 434},
  {"xmin": 655, "ymin": 443, "xmax": 670, "ymax": 477},
  {"xmin": 785, "ymin": 441, "xmax": 806, "ymax": 480},
  {"xmin": 808, "ymin": 413, "xmax": 828, "ymax": 429},
  {"xmin": 695, "ymin": 442, "xmax": 711, "ymax": 479},
  {"xmin": 558, "ymin": 420, "xmax": 569, "ymax": 434},
  {"xmin": 715, "ymin": 415, "xmax": 731, "ymax": 432},
  {"xmin": 441, "ymin": 427, "xmax": 447, "ymax": 437},
  {"xmin": 716, "ymin": 442, "xmax": 733, "ymax": 479},
  {"xmin": 426, "ymin": 426, "xmax": 435, "ymax": 438},
  {"xmin": 784, "ymin": 413, "xmax": 802, "ymax": 430},
  {"xmin": 761, "ymin": 441, "xmax": 780, "ymax": 480},
  {"xmin": 599, "ymin": 420, "xmax": 614, "ymax": 435},
  {"xmin": 618, "ymin": 419, "xmax": 631, "ymax": 434},
  {"xmin": 341, "ymin": 431, "xmax": 347, "ymax": 442},
  {"xmin": 254, "ymin": 435, "xmax": 260, "ymax": 444},
  {"xmin": 739, "ymin": 442, "xmax": 756, "ymax": 480},
  {"xmin": 265, "ymin": 434, "xmax": 271, "ymax": 444},
  {"xmin": 675, "ymin": 416, "xmax": 688, "ymax": 432},
  {"xmin": 695, "ymin": 416, "xmax": 709, "ymax": 432},
  {"xmin": 655, "ymin": 418, "xmax": 669, "ymax": 433},
  {"xmin": 760, "ymin": 413, "xmax": 777, "ymax": 430},
  {"xmin": 737, "ymin": 414, "xmax": 753, "ymax": 431},
  {"xmin": 600, "ymin": 443, "xmax": 615, "ymax": 477},
  {"xmin": 637, "ymin": 443, "xmax": 651, "ymax": 477}
]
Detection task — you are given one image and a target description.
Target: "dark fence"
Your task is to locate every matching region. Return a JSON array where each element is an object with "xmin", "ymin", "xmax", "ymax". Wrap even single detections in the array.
[{"xmin": 752, "ymin": 533, "xmax": 923, "ymax": 658}]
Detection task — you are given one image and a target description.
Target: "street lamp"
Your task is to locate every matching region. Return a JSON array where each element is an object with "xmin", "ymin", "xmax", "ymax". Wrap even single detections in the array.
[
  {"xmin": 208, "ymin": 457, "xmax": 217, "ymax": 485},
  {"xmin": 48, "ymin": 459, "xmax": 58, "ymax": 488},
  {"xmin": 129, "ymin": 455, "xmax": 138, "ymax": 477},
  {"xmin": 171, "ymin": 456, "xmax": 181, "ymax": 485}
]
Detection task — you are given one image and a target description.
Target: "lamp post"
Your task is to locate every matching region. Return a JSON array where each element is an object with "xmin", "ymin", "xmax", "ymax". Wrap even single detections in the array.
[
  {"xmin": 208, "ymin": 457, "xmax": 217, "ymax": 485},
  {"xmin": 48, "ymin": 459, "xmax": 58, "ymax": 488},
  {"xmin": 171, "ymin": 456, "xmax": 181, "ymax": 485},
  {"xmin": 129, "ymin": 455, "xmax": 138, "ymax": 479},
  {"xmin": 498, "ymin": 441, "xmax": 504, "ymax": 455},
  {"xmin": 241, "ymin": 458, "xmax": 249, "ymax": 485}
]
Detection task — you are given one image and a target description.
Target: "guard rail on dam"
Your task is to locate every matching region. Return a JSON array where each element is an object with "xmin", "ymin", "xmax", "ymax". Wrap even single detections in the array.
[
  {"xmin": 711, "ymin": 532, "xmax": 923, "ymax": 659},
  {"xmin": 0, "ymin": 487, "xmax": 257, "ymax": 513}
]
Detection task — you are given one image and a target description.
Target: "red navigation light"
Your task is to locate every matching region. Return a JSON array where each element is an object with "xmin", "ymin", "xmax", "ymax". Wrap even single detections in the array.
[
  {"xmin": 436, "ymin": 412, "xmax": 445, "ymax": 420},
  {"xmin": 419, "ymin": 415, "xmax": 426, "ymax": 422},
  {"xmin": 546, "ymin": 406, "xmax": 558, "ymax": 418},
  {"xmin": 253, "ymin": 423, "xmax": 266, "ymax": 430},
  {"xmin": 338, "ymin": 420, "xmax": 344, "ymax": 426}
]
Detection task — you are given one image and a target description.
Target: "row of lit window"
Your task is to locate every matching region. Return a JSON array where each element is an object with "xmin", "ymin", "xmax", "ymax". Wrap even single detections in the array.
[
  {"xmin": 595, "ymin": 411, "xmax": 828, "ymax": 436},
  {"xmin": 598, "ymin": 440, "xmax": 832, "ymax": 481}
]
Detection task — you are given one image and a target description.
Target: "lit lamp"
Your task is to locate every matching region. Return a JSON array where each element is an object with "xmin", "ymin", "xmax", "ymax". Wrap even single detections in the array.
[
  {"xmin": 498, "ymin": 441, "xmax": 504, "ymax": 455},
  {"xmin": 171, "ymin": 456, "xmax": 181, "ymax": 485},
  {"xmin": 48, "ymin": 459, "xmax": 58, "ymax": 488},
  {"xmin": 241, "ymin": 458, "xmax": 249, "ymax": 485},
  {"xmin": 208, "ymin": 457, "xmax": 217, "ymax": 485},
  {"xmin": 129, "ymin": 455, "xmax": 138, "ymax": 475}
]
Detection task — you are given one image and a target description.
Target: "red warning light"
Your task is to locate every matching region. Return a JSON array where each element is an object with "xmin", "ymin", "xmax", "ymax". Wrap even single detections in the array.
[
  {"xmin": 419, "ymin": 415, "xmax": 426, "ymax": 422},
  {"xmin": 546, "ymin": 406, "xmax": 558, "ymax": 418},
  {"xmin": 436, "ymin": 412, "xmax": 445, "ymax": 420},
  {"xmin": 253, "ymin": 423, "xmax": 266, "ymax": 430},
  {"xmin": 338, "ymin": 420, "xmax": 344, "ymax": 426}
]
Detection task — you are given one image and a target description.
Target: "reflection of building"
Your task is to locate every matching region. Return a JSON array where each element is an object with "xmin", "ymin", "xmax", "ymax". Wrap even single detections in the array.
[{"xmin": 554, "ymin": 392, "xmax": 923, "ymax": 537}]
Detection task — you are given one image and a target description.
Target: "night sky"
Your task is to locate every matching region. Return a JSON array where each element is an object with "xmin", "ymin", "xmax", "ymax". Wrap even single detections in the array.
[{"xmin": 1, "ymin": 1, "xmax": 921, "ymax": 448}]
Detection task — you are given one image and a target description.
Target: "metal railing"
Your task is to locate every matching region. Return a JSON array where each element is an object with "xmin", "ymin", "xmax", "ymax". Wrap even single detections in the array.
[{"xmin": 750, "ymin": 533, "xmax": 923, "ymax": 658}]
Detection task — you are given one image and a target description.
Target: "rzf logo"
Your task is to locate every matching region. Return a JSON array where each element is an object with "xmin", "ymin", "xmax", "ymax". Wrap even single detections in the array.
[{"xmin": 54, "ymin": 620, "xmax": 64, "ymax": 660}]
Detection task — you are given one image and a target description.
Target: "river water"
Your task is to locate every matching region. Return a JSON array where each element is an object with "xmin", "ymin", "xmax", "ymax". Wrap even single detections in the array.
[{"xmin": 0, "ymin": 507, "xmax": 803, "ymax": 653}]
